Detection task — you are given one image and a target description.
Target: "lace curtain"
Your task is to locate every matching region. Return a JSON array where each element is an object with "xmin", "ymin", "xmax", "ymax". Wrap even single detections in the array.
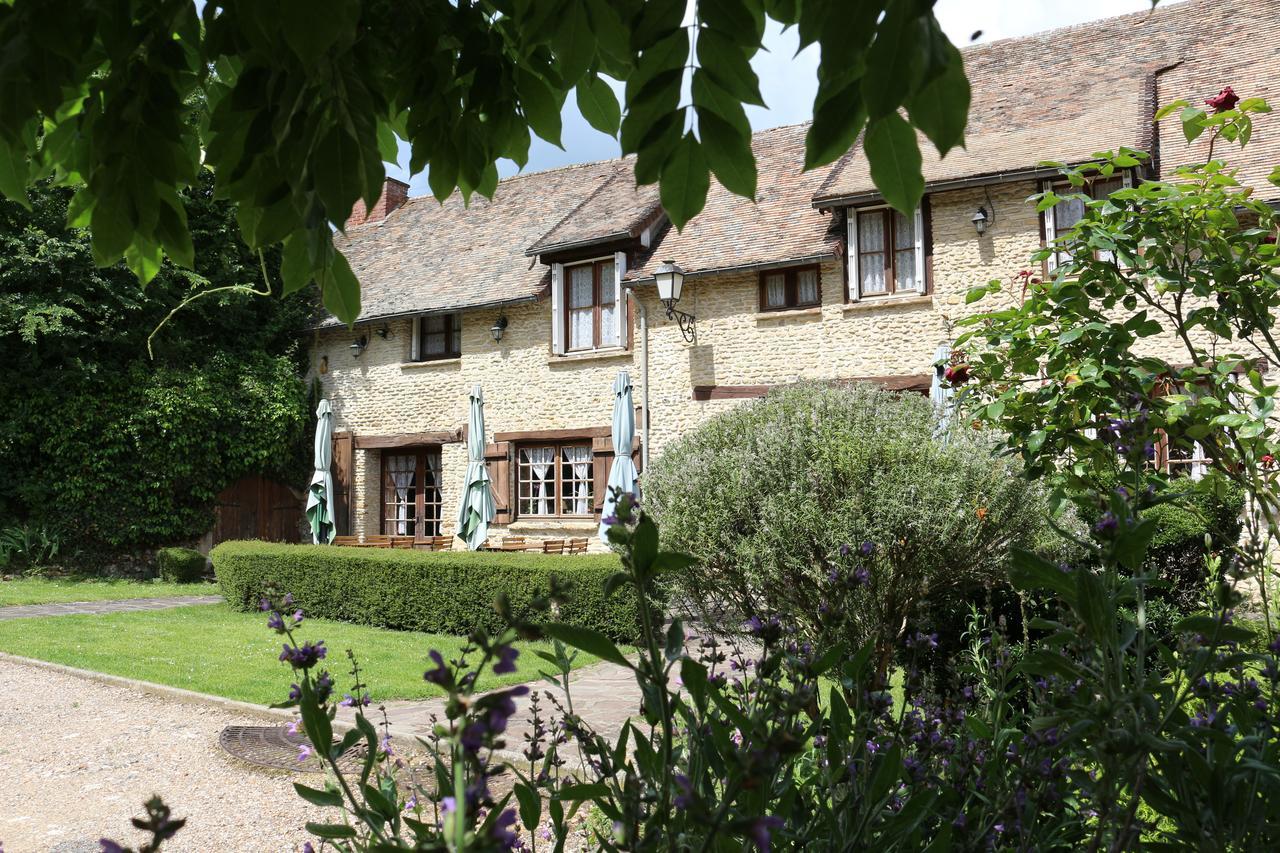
[
  {"xmin": 524, "ymin": 446, "xmax": 555, "ymax": 515},
  {"xmin": 386, "ymin": 455, "xmax": 416, "ymax": 535},
  {"xmin": 565, "ymin": 445, "xmax": 593, "ymax": 515},
  {"xmin": 568, "ymin": 265, "xmax": 594, "ymax": 350},
  {"xmin": 859, "ymin": 212, "xmax": 886, "ymax": 294},
  {"xmin": 598, "ymin": 261, "xmax": 618, "ymax": 347}
]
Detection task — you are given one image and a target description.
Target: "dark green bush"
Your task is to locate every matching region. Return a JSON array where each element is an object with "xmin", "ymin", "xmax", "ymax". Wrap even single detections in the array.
[
  {"xmin": 156, "ymin": 547, "xmax": 207, "ymax": 583},
  {"xmin": 211, "ymin": 541, "xmax": 640, "ymax": 642}
]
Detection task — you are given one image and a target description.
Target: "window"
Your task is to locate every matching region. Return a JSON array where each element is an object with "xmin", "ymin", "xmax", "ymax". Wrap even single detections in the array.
[
  {"xmin": 564, "ymin": 259, "xmax": 619, "ymax": 351},
  {"xmin": 412, "ymin": 313, "xmax": 461, "ymax": 361},
  {"xmin": 380, "ymin": 448, "xmax": 443, "ymax": 537},
  {"xmin": 846, "ymin": 204, "xmax": 926, "ymax": 300},
  {"xmin": 759, "ymin": 265, "xmax": 821, "ymax": 311},
  {"xmin": 516, "ymin": 443, "xmax": 594, "ymax": 517},
  {"xmin": 1043, "ymin": 173, "xmax": 1129, "ymax": 270}
]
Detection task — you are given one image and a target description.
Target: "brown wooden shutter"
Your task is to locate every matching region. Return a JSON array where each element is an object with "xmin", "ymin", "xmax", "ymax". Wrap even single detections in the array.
[
  {"xmin": 331, "ymin": 431, "xmax": 354, "ymax": 536},
  {"xmin": 485, "ymin": 442, "xmax": 512, "ymax": 522},
  {"xmin": 592, "ymin": 435, "xmax": 615, "ymax": 515}
]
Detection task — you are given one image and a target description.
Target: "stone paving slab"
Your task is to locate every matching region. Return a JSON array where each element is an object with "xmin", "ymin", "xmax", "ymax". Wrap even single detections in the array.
[{"xmin": 0, "ymin": 595, "xmax": 223, "ymax": 621}]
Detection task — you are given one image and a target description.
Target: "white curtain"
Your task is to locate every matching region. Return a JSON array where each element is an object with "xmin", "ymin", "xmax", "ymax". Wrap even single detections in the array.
[
  {"xmin": 524, "ymin": 447, "xmax": 555, "ymax": 515},
  {"xmin": 565, "ymin": 445, "xmax": 592, "ymax": 514},
  {"xmin": 387, "ymin": 455, "xmax": 415, "ymax": 535},
  {"xmin": 424, "ymin": 452, "xmax": 442, "ymax": 535},
  {"xmin": 796, "ymin": 268, "xmax": 818, "ymax": 304},
  {"xmin": 859, "ymin": 213, "xmax": 886, "ymax": 294},
  {"xmin": 568, "ymin": 265, "xmax": 594, "ymax": 350},
  {"xmin": 599, "ymin": 260, "xmax": 618, "ymax": 346},
  {"xmin": 893, "ymin": 209, "xmax": 916, "ymax": 291},
  {"xmin": 764, "ymin": 273, "xmax": 786, "ymax": 307}
]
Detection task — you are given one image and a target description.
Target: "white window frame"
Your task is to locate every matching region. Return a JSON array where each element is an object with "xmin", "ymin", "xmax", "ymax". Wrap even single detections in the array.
[
  {"xmin": 846, "ymin": 203, "xmax": 926, "ymax": 302},
  {"xmin": 550, "ymin": 254, "xmax": 627, "ymax": 355}
]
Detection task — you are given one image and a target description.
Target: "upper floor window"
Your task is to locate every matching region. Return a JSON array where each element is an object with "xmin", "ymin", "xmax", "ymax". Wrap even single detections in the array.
[
  {"xmin": 846, "ymin": 204, "xmax": 926, "ymax": 300},
  {"xmin": 412, "ymin": 312, "xmax": 461, "ymax": 361},
  {"xmin": 759, "ymin": 265, "xmax": 821, "ymax": 311},
  {"xmin": 1043, "ymin": 173, "xmax": 1130, "ymax": 270},
  {"xmin": 551, "ymin": 253, "xmax": 628, "ymax": 355}
]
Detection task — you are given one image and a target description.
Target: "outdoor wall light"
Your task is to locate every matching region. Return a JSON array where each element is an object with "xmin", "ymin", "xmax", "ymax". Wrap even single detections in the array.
[
  {"xmin": 653, "ymin": 259, "xmax": 696, "ymax": 343},
  {"xmin": 972, "ymin": 206, "xmax": 990, "ymax": 236},
  {"xmin": 349, "ymin": 335, "xmax": 368, "ymax": 357},
  {"xmin": 490, "ymin": 315, "xmax": 508, "ymax": 343}
]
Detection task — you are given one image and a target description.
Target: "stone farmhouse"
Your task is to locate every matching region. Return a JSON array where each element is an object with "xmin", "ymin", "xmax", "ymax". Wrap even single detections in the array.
[{"xmin": 310, "ymin": 0, "xmax": 1280, "ymax": 547}]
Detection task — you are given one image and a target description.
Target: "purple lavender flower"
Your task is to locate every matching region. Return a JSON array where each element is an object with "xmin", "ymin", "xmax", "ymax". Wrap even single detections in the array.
[
  {"xmin": 297, "ymin": 744, "xmax": 313, "ymax": 762},
  {"xmin": 1094, "ymin": 512, "xmax": 1118, "ymax": 536},
  {"xmin": 100, "ymin": 842, "xmax": 126, "ymax": 853},
  {"xmin": 839, "ymin": 543, "xmax": 852, "ymax": 557},
  {"xmin": 283, "ymin": 593, "xmax": 294, "ymax": 606},
  {"xmin": 266, "ymin": 611, "xmax": 285, "ymax": 631},
  {"xmin": 315, "ymin": 671, "xmax": 333, "ymax": 703},
  {"xmin": 288, "ymin": 683, "xmax": 301, "ymax": 702},
  {"xmin": 303, "ymin": 844, "xmax": 315, "ymax": 853},
  {"xmin": 491, "ymin": 809, "xmax": 520, "ymax": 849},
  {"xmin": 279, "ymin": 640, "xmax": 327, "ymax": 670},
  {"xmin": 424, "ymin": 650, "xmax": 449, "ymax": 685},
  {"xmin": 293, "ymin": 609, "xmax": 304, "ymax": 625},
  {"xmin": 493, "ymin": 645, "xmax": 519, "ymax": 675},
  {"xmin": 748, "ymin": 816, "xmax": 784, "ymax": 852},
  {"xmin": 860, "ymin": 541, "xmax": 875, "ymax": 556},
  {"xmin": 673, "ymin": 773, "xmax": 694, "ymax": 809},
  {"xmin": 441, "ymin": 796, "xmax": 457, "ymax": 815},
  {"xmin": 602, "ymin": 514, "xmax": 619, "ymax": 526}
]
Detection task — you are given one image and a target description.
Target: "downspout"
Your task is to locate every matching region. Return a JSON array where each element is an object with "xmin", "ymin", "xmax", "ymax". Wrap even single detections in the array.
[{"xmin": 637, "ymin": 296, "xmax": 651, "ymax": 475}]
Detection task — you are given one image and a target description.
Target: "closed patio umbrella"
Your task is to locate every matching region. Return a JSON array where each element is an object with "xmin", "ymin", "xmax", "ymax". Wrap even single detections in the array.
[
  {"xmin": 457, "ymin": 384, "xmax": 495, "ymax": 550},
  {"xmin": 930, "ymin": 343, "xmax": 955, "ymax": 438},
  {"xmin": 306, "ymin": 399, "xmax": 338, "ymax": 544},
  {"xmin": 600, "ymin": 371, "xmax": 640, "ymax": 541}
]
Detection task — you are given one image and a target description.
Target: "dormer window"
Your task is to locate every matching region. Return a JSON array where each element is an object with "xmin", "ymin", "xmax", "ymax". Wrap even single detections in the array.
[
  {"xmin": 846, "ymin": 203, "xmax": 927, "ymax": 301},
  {"xmin": 410, "ymin": 312, "xmax": 461, "ymax": 361},
  {"xmin": 551, "ymin": 253, "xmax": 629, "ymax": 355}
]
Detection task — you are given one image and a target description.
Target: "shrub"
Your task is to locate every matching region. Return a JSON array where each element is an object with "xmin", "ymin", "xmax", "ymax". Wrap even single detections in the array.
[
  {"xmin": 645, "ymin": 382, "xmax": 1060, "ymax": 674},
  {"xmin": 156, "ymin": 547, "xmax": 208, "ymax": 583},
  {"xmin": 211, "ymin": 541, "xmax": 640, "ymax": 642}
]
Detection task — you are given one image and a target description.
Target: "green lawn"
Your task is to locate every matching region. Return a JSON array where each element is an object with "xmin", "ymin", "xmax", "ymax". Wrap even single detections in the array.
[
  {"xmin": 0, "ymin": 603, "xmax": 592, "ymax": 705},
  {"xmin": 0, "ymin": 576, "xmax": 216, "ymax": 606}
]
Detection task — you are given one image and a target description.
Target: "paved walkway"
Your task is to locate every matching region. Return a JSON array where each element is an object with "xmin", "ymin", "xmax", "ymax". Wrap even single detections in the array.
[
  {"xmin": 336, "ymin": 658, "xmax": 642, "ymax": 766},
  {"xmin": 0, "ymin": 595, "xmax": 223, "ymax": 621}
]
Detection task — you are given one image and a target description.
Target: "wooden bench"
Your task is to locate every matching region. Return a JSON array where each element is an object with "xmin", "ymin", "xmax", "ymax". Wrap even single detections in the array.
[
  {"xmin": 566, "ymin": 537, "xmax": 589, "ymax": 555},
  {"xmin": 362, "ymin": 535, "xmax": 394, "ymax": 548},
  {"xmin": 500, "ymin": 536, "xmax": 531, "ymax": 551},
  {"xmin": 422, "ymin": 535, "xmax": 451, "ymax": 552},
  {"xmin": 332, "ymin": 535, "xmax": 361, "ymax": 547},
  {"xmin": 541, "ymin": 539, "xmax": 565, "ymax": 554},
  {"xmin": 389, "ymin": 536, "xmax": 416, "ymax": 549}
]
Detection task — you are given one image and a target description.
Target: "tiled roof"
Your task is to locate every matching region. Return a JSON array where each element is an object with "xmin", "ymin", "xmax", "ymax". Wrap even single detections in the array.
[
  {"xmin": 813, "ymin": 0, "xmax": 1280, "ymax": 206},
  {"xmin": 326, "ymin": 158, "xmax": 632, "ymax": 326},
  {"xmin": 627, "ymin": 123, "xmax": 840, "ymax": 281},
  {"xmin": 526, "ymin": 168, "xmax": 663, "ymax": 256}
]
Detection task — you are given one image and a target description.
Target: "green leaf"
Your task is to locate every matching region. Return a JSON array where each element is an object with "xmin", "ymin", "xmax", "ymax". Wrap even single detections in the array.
[
  {"xmin": 281, "ymin": 234, "xmax": 314, "ymax": 295},
  {"xmin": 804, "ymin": 81, "xmax": 866, "ymax": 170},
  {"xmin": 681, "ymin": 657, "xmax": 709, "ymax": 708},
  {"xmin": 557, "ymin": 782, "xmax": 610, "ymax": 800},
  {"xmin": 541, "ymin": 623, "xmax": 633, "ymax": 669},
  {"xmin": 691, "ymin": 70, "xmax": 751, "ymax": 139},
  {"xmin": 517, "ymin": 69, "xmax": 564, "ymax": 147},
  {"xmin": 1181, "ymin": 106, "xmax": 1207, "ymax": 142},
  {"xmin": 576, "ymin": 74, "xmax": 622, "ymax": 136},
  {"xmin": 90, "ymin": 189, "xmax": 135, "ymax": 266},
  {"xmin": 319, "ymin": 248, "xmax": 361, "ymax": 324},
  {"xmin": 124, "ymin": 237, "xmax": 165, "ymax": 286},
  {"xmin": 0, "ymin": 138, "xmax": 30, "ymax": 207},
  {"xmin": 305, "ymin": 822, "xmax": 357, "ymax": 839},
  {"xmin": 660, "ymin": 133, "xmax": 710, "ymax": 230},
  {"xmin": 905, "ymin": 41, "xmax": 969, "ymax": 158},
  {"xmin": 1269, "ymin": 165, "xmax": 1280, "ymax": 188},
  {"xmin": 862, "ymin": 2, "xmax": 926, "ymax": 119},
  {"xmin": 514, "ymin": 782, "xmax": 541, "ymax": 831},
  {"xmin": 1007, "ymin": 548, "xmax": 1076, "ymax": 602},
  {"xmin": 282, "ymin": 0, "xmax": 355, "ymax": 65},
  {"xmin": 553, "ymin": 1, "xmax": 594, "ymax": 84},
  {"xmin": 294, "ymin": 782, "xmax": 344, "ymax": 808},
  {"xmin": 316, "ymin": 128, "xmax": 366, "ymax": 225},
  {"xmin": 863, "ymin": 112, "xmax": 924, "ymax": 215},
  {"xmin": 696, "ymin": 108, "xmax": 757, "ymax": 198},
  {"xmin": 1155, "ymin": 99, "xmax": 1189, "ymax": 120},
  {"xmin": 695, "ymin": 28, "xmax": 765, "ymax": 108}
]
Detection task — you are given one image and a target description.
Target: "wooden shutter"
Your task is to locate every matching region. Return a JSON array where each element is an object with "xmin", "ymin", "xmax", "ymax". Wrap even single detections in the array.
[
  {"xmin": 913, "ymin": 204, "xmax": 926, "ymax": 295},
  {"xmin": 846, "ymin": 208, "xmax": 860, "ymax": 302},
  {"xmin": 484, "ymin": 442, "xmax": 512, "ymax": 522},
  {"xmin": 1042, "ymin": 180, "xmax": 1058, "ymax": 273},
  {"xmin": 551, "ymin": 263, "xmax": 565, "ymax": 355},
  {"xmin": 331, "ymin": 431, "xmax": 354, "ymax": 536},
  {"xmin": 592, "ymin": 435, "xmax": 614, "ymax": 515},
  {"xmin": 614, "ymin": 251, "xmax": 628, "ymax": 348}
]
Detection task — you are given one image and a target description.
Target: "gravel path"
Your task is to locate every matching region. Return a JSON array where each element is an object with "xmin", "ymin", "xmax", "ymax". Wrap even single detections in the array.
[
  {"xmin": 0, "ymin": 659, "xmax": 334, "ymax": 852},
  {"xmin": 0, "ymin": 596, "xmax": 224, "ymax": 621}
]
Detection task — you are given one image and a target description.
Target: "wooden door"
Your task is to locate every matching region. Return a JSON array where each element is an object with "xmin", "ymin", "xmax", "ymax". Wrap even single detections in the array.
[
  {"xmin": 380, "ymin": 447, "xmax": 443, "ymax": 541},
  {"xmin": 213, "ymin": 475, "xmax": 304, "ymax": 545}
]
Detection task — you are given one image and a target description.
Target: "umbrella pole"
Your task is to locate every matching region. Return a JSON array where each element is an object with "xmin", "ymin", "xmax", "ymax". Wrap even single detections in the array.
[{"xmin": 638, "ymin": 297, "xmax": 650, "ymax": 474}]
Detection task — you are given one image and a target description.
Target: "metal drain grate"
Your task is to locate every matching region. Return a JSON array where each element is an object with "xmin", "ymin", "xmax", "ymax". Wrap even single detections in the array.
[{"xmin": 219, "ymin": 724, "xmax": 368, "ymax": 773}]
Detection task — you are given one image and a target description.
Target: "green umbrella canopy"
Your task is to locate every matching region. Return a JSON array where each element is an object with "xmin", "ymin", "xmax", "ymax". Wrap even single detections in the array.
[
  {"xmin": 457, "ymin": 384, "xmax": 496, "ymax": 550},
  {"xmin": 306, "ymin": 399, "xmax": 337, "ymax": 544},
  {"xmin": 600, "ymin": 371, "xmax": 640, "ymax": 541}
]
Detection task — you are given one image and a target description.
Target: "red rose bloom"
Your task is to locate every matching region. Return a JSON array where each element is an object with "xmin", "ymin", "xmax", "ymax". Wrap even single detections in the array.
[
  {"xmin": 945, "ymin": 364, "xmax": 971, "ymax": 385},
  {"xmin": 1206, "ymin": 86, "xmax": 1240, "ymax": 113}
]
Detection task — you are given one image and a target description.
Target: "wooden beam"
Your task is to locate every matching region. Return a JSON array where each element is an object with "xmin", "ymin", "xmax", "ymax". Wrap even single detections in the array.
[
  {"xmin": 692, "ymin": 385, "xmax": 770, "ymax": 401},
  {"xmin": 492, "ymin": 425, "xmax": 612, "ymax": 442},
  {"xmin": 692, "ymin": 374, "xmax": 932, "ymax": 401},
  {"xmin": 354, "ymin": 430, "xmax": 462, "ymax": 449}
]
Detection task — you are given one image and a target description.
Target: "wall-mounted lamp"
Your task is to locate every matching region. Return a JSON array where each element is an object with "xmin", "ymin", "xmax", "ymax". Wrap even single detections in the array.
[
  {"xmin": 374, "ymin": 323, "xmax": 390, "ymax": 339},
  {"xmin": 490, "ymin": 315, "xmax": 508, "ymax": 343},
  {"xmin": 971, "ymin": 206, "xmax": 990, "ymax": 236},
  {"xmin": 653, "ymin": 259, "xmax": 696, "ymax": 343},
  {"xmin": 349, "ymin": 335, "xmax": 368, "ymax": 358}
]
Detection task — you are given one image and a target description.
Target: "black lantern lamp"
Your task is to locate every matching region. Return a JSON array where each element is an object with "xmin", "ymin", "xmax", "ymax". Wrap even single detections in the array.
[
  {"xmin": 653, "ymin": 259, "xmax": 696, "ymax": 343},
  {"xmin": 349, "ymin": 335, "xmax": 368, "ymax": 357},
  {"xmin": 971, "ymin": 206, "xmax": 990, "ymax": 236},
  {"xmin": 490, "ymin": 315, "xmax": 508, "ymax": 343}
]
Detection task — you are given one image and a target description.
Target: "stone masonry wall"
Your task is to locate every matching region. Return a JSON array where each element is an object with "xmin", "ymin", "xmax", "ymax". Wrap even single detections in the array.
[{"xmin": 311, "ymin": 179, "xmax": 1223, "ymax": 545}]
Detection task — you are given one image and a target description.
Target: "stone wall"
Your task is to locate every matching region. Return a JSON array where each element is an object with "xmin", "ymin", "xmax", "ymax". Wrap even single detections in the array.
[{"xmin": 310, "ymin": 179, "xmax": 1223, "ymax": 545}]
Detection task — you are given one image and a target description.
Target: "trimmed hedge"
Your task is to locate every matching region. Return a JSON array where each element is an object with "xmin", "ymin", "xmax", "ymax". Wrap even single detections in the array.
[
  {"xmin": 211, "ymin": 541, "xmax": 640, "ymax": 642},
  {"xmin": 157, "ymin": 546, "xmax": 207, "ymax": 582}
]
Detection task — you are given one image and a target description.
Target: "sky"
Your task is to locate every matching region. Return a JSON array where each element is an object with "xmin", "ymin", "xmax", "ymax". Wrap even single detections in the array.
[{"xmin": 389, "ymin": 0, "xmax": 1181, "ymax": 197}]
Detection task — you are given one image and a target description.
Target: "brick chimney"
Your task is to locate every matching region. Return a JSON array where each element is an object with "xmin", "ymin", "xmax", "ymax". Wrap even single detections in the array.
[{"xmin": 345, "ymin": 177, "xmax": 410, "ymax": 228}]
